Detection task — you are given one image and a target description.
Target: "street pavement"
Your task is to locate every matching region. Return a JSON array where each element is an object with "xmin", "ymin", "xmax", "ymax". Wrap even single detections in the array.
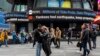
[{"xmin": 0, "ymin": 37, "xmax": 100, "ymax": 56}]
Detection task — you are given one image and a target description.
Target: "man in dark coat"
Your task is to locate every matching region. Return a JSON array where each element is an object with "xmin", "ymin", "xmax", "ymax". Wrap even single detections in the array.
[
  {"xmin": 33, "ymin": 25, "xmax": 51, "ymax": 56},
  {"xmin": 81, "ymin": 23, "xmax": 90, "ymax": 56}
]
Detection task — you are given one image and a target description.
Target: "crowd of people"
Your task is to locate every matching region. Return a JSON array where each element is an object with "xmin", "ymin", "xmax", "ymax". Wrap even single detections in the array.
[
  {"xmin": 78, "ymin": 23, "xmax": 98, "ymax": 56},
  {"xmin": 11, "ymin": 30, "xmax": 32, "ymax": 44},
  {"xmin": 0, "ymin": 23, "xmax": 99, "ymax": 56}
]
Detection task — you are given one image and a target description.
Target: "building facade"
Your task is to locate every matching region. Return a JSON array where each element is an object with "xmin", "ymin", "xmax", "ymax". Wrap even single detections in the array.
[{"xmin": 6, "ymin": 0, "xmax": 96, "ymax": 33}]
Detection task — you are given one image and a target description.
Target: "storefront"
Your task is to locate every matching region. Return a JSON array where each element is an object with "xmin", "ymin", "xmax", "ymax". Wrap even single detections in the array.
[{"xmin": 6, "ymin": 0, "xmax": 96, "ymax": 33}]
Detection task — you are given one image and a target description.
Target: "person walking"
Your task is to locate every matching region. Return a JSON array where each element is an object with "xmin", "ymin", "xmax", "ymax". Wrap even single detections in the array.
[
  {"xmin": 1, "ymin": 30, "xmax": 8, "ymax": 47},
  {"xmin": 28, "ymin": 32, "xmax": 32, "ymax": 43},
  {"xmin": 4, "ymin": 30, "xmax": 8, "ymax": 47},
  {"xmin": 55, "ymin": 27, "xmax": 61, "ymax": 48},
  {"xmin": 49, "ymin": 28, "xmax": 56, "ymax": 46},
  {"xmin": 67, "ymin": 27, "xmax": 73, "ymax": 44},
  {"xmin": 79, "ymin": 25, "xmax": 84, "ymax": 51},
  {"xmin": 32, "ymin": 24, "xmax": 42, "ymax": 47},
  {"xmin": 33, "ymin": 25, "xmax": 51, "ymax": 56},
  {"xmin": 12, "ymin": 31, "xmax": 17, "ymax": 44},
  {"xmin": 91, "ymin": 28, "xmax": 97, "ymax": 49},
  {"xmin": 0, "ymin": 29, "xmax": 4, "ymax": 47},
  {"xmin": 80, "ymin": 23, "xmax": 90, "ymax": 56},
  {"xmin": 20, "ymin": 29, "xmax": 26, "ymax": 44},
  {"xmin": 88, "ymin": 24, "xmax": 92, "ymax": 50},
  {"xmin": 41, "ymin": 26, "xmax": 51, "ymax": 56}
]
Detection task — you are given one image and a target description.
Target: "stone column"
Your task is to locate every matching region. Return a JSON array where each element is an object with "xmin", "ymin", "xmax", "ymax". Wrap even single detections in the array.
[
  {"xmin": 10, "ymin": 23, "xmax": 16, "ymax": 32},
  {"xmin": 28, "ymin": 23, "xmax": 33, "ymax": 33}
]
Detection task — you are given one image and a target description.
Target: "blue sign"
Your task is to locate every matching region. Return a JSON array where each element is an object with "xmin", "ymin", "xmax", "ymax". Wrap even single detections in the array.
[
  {"xmin": 5, "ymin": 12, "xmax": 27, "ymax": 18},
  {"xmin": 32, "ymin": 8, "xmax": 96, "ymax": 17},
  {"xmin": 0, "ymin": 11, "xmax": 5, "ymax": 23},
  {"xmin": 0, "ymin": 11, "xmax": 10, "ymax": 28}
]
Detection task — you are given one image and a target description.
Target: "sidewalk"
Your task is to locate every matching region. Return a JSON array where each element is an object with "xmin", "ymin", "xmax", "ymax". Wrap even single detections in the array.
[{"xmin": 0, "ymin": 36, "xmax": 100, "ymax": 56}]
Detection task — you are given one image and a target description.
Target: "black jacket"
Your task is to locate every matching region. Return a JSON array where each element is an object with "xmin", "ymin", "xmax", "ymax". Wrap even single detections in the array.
[
  {"xmin": 82, "ymin": 28, "xmax": 89, "ymax": 42},
  {"xmin": 33, "ymin": 29, "xmax": 43, "ymax": 45},
  {"xmin": 33, "ymin": 29, "xmax": 49, "ymax": 45}
]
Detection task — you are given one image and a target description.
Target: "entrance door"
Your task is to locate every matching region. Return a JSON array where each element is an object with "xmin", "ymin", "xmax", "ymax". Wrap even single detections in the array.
[{"xmin": 15, "ymin": 22, "xmax": 28, "ymax": 33}]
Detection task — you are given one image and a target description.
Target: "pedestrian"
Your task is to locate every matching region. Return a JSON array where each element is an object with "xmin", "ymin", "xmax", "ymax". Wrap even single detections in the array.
[
  {"xmin": 67, "ymin": 27, "xmax": 73, "ymax": 44},
  {"xmin": 87, "ymin": 24, "xmax": 92, "ymax": 50},
  {"xmin": 41, "ymin": 26, "xmax": 51, "ymax": 56},
  {"xmin": 55, "ymin": 27, "xmax": 61, "ymax": 48},
  {"xmin": 49, "ymin": 28, "xmax": 56, "ymax": 46},
  {"xmin": 1, "ymin": 30, "xmax": 8, "ymax": 47},
  {"xmin": 91, "ymin": 28, "xmax": 97, "ymax": 49},
  {"xmin": 32, "ymin": 24, "xmax": 42, "ymax": 47},
  {"xmin": 33, "ymin": 24, "xmax": 43, "ymax": 56},
  {"xmin": 79, "ymin": 25, "xmax": 84, "ymax": 51},
  {"xmin": 20, "ymin": 29, "xmax": 26, "ymax": 44},
  {"xmin": 91, "ymin": 23, "xmax": 98, "ymax": 49},
  {"xmin": 80, "ymin": 23, "xmax": 90, "ymax": 56},
  {"xmin": 12, "ymin": 31, "xmax": 17, "ymax": 44},
  {"xmin": 0, "ymin": 29, "xmax": 4, "ymax": 47},
  {"xmin": 33, "ymin": 25, "xmax": 51, "ymax": 56},
  {"xmin": 28, "ymin": 32, "xmax": 32, "ymax": 43},
  {"xmin": 25, "ymin": 32, "xmax": 28, "ymax": 43}
]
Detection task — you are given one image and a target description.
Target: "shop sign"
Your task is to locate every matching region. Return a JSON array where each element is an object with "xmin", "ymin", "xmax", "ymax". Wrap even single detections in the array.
[
  {"xmin": 5, "ymin": 13, "xmax": 27, "ymax": 18},
  {"xmin": 35, "ymin": 15, "xmax": 93, "ymax": 20},
  {"xmin": 7, "ymin": 18, "xmax": 29, "ymax": 21},
  {"xmin": 32, "ymin": 9, "xmax": 96, "ymax": 17}
]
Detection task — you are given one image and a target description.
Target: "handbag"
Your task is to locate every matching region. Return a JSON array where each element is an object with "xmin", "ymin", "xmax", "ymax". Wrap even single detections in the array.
[{"xmin": 76, "ymin": 41, "xmax": 82, "ymax": 47}]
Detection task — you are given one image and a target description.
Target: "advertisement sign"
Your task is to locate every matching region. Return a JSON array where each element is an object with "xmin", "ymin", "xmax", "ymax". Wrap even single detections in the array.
[
  {"xmin": 5, "ymin": 13, "xmax": 27, "ymax": 18},
  {"xmin": 32, "ymin": 8, "xmax": 96, "ymax": 17},
  {"xmin": 35, "ymin": 15, "xmax": 93, "ymax": 20},
  {"xmin": 98, "ymin": 0, "xmax": 100, "ymax": 10}
]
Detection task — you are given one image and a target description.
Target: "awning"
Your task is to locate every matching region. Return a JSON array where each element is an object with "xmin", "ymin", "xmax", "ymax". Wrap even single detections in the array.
[{"xmin": 93, "ymin": 15, "xmax": 100, "ymax": 24}]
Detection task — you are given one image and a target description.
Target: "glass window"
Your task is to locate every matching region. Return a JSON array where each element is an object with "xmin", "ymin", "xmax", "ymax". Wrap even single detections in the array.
[
  {"xmin": 48, "ymin": 0, "xmax": 59, "ymax": 7},
  {"xmin": 72, "ymin": 2, "xmax": 82, "ymax": 9},
  {"xmin": 21, "ymin": 5, "xmax": 27, "ymax": 12},
  {"xmin": 36, "ymin": 0, "xmax": 47, "ymax": 7},
  {"xmin": 16, "ymin": 5, "xmax": 20, "ymax": 11},
  {"xmin": 83, "ymin": 2, "xmax": 91, "ymax": 10},
  {"xmin": 14, "ymin": 5, "xmax": 27, "ymax": 12},
  {"xmin": 61, "ymin": 0, "xmax": 71, "ymax": 8},
  {"xmin": 72, "ymin": 0, "xmax": 81, "ymax": 2}
]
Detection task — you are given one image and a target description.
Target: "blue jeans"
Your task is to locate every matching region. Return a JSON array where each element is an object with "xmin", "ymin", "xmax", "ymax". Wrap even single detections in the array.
[
  {"xmin": 4, "ymin": 39, "xmax": 8, "ymax": 47},
  {"xmin": 0, "ymin": 42, "xmax": 2, "ymax": 47},
  {"xmin": 82, "ymin": 41, "xmax": 90, "ymax": 56},
  {"xmin": 36, "ymin": 43, "xmax": 42, "ymax": 56},
  {"xmin": 13, "ymin": 36, "xmax": 17, "ymax": 44},
  {"xmin": 92, "ymin": 37, "xmax": 97, "ymax": 48}
]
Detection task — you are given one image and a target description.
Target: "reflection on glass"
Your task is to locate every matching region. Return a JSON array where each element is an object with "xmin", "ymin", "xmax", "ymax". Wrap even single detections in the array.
[
  {"xmin": 15, "ymin": 5, "xmax": 27, "ymax": 12},
  {"xmin": 61, "ymin": 1, "xmax": 71, "ymax": 8},
  {"xmin": 16, "ymin": 5, "xmax": 20, "ymax": 11},
  {"xmin": 21, "ymin": 5, "xmax": 27, "ymax": 12},
  {"xmin": 48, "ymin": 0, "xmax": 59, "ymax": 7},
  {"xmin": 83, "ymin": 2, "xmax": 91, "ymax": 10},
  {"xmin": 36, "ymin": 0, "xmax": 47, "ymax": 7}
]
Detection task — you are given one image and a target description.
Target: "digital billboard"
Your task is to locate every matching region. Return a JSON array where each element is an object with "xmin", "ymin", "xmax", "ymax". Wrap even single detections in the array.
[{"xmin": 98, "ymin": 0, "xmax": 100, "ymax": 10}]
